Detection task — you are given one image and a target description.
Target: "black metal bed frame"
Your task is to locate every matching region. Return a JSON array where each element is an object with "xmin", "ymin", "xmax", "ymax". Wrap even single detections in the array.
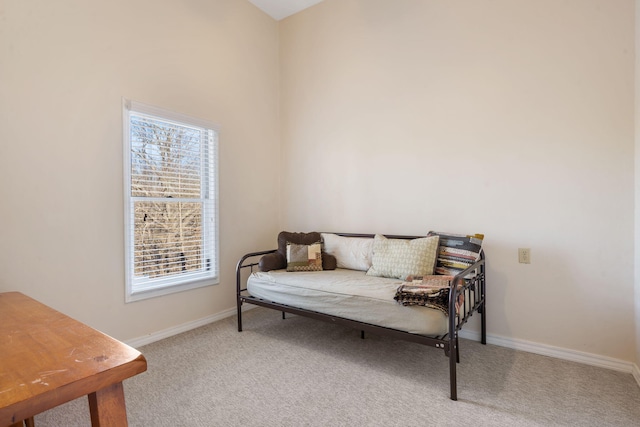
[{"xmin": 236, "ymin": 233, "xmax": 486, "ymax": 401}]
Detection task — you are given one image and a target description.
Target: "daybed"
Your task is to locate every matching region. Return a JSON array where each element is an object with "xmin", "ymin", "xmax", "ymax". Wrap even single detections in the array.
[{"xmin": 236, "ymin": 231, "xmax": 486, "ymax": 401}]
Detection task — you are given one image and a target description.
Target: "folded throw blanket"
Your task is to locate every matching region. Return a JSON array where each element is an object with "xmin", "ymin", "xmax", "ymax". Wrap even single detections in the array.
[{"xmin": 393, "ymin": 276, "xmax": 463, "ymax": 317}]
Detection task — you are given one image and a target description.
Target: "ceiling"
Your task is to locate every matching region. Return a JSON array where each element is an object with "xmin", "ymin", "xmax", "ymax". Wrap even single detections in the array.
[{"xmin": 248, "ymin": 0, "xmax": 324, "ymax": 20}]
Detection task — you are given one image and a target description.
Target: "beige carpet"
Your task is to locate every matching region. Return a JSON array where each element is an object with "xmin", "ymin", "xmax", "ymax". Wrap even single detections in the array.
[{"xmin": 35, "ymin": 307, "xmax": 640, "ymax": 426}]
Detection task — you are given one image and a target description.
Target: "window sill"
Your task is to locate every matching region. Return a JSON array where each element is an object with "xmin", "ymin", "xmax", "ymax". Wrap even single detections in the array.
[{"xmin": 125, "ymin": 277, "xmax": 219, "ymax": 303}]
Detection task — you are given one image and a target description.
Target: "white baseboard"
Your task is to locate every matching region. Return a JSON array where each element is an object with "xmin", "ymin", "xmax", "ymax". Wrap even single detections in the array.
[
  {"xmin": 459, "ymin": 330, "xmax": 635, "ymax": 375},
  {"xmin": 633, "ymin": 363, "xmax": 640, "ymax": 388},
  {"xmin": 125, "ymin": 305, "xmax": 255, "ymax": 349}
]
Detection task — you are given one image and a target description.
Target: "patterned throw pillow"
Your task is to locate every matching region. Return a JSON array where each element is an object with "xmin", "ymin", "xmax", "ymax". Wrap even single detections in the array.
[
  {"xmin": 286, "ymin": 242, "xmax": 323, "ymax": 272},
  {"xmin": 427, "ymin": 231, "xmax": 484, "ymax": 276},
  {"xmin": 365, "ymin": 234, "xmax": 439, "ymax": 280}
]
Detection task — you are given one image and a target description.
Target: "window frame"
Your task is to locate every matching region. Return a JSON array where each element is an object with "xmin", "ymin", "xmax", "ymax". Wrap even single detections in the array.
[{"xmin": 122, "ymin": 99, "xmax": 220, "ymax": 302}]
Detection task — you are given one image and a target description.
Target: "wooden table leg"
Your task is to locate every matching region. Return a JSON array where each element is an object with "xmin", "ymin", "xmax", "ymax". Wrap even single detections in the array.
[
  {"xmin": 88, "ymin": 382, "xmax": 128, "ymax": 427},
  {"xmin": 24, "ymin": 418, "xmax": 35, "ymax": 427}
]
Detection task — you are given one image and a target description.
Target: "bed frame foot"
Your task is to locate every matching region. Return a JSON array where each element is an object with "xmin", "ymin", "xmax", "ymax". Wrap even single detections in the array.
[
  {"xmin": 237, "ymin": 300, "xmax": 243, "ymax": 332},
  {"xmin": 481, "ymin": 302, "xmax": 487, "ymax": 345},
  {"xmin": 360, "ymin": 330, "xmax": 365, "ymax": 339},
  {"xmin": 449, "ymin": 340, "xmax": 458, "ymax": 400},
  {"xmin": 282, "ymin": 311, "xmax": 286, "ymax": 320}
]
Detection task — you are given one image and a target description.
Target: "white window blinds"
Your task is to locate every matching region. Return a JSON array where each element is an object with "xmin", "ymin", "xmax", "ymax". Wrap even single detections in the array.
[{"xmin": 123, "ymin": 100, "xmax": 219, "ymax": 301}]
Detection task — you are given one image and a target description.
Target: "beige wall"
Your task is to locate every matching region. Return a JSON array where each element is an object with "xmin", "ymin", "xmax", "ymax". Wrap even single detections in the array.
[
  {"xmin": 0, "ymin": 0, "xmax": 280, "ymax": 341},
  {"xmin": 280, "ymin": 0, "xmax": 636, "ymax": 360},
  {"xmin": 635, "ymin": 0, "xmax": 640, "ymax": 372},
  {"xmin": 0, "ymin": 0, "xmax": 637, "ymax": 365}
]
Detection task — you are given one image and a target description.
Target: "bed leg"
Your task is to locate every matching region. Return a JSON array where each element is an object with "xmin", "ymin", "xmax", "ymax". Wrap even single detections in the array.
[
  {"xmin": 449, "ymin": 337, "xmax": 458, "ymax": 401},
  {"xmin": 481, "ymin": 300, "xmax": 487, "ymax": 345},
  {"xmin": 456, "ymin": 336, "xmax": 460, "ymax": 363},
  {"xmin": 360, "ymin": 330, "xmax": 365, "ymax": 339},
  {"xmin": 282, "ymin": 311, "xmax": 286, "ymax": 320},
  {"xmin": 481, "ymin": 263, "xmax": 487, "ymax": 345},
  {"xmin": 237, "ymin": 299, "xmax": 243, "ymax": 332}
]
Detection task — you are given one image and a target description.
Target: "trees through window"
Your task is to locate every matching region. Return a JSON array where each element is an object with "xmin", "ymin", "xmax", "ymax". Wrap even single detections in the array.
[{"xmin": 123, "ymin": 100, "xmax": 218, "ymax": 301}]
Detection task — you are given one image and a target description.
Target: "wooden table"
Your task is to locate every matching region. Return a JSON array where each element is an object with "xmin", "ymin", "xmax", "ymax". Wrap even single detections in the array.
[{"xmin": 0, "ymin": 292, "xmax": 147, "ymax": 426}]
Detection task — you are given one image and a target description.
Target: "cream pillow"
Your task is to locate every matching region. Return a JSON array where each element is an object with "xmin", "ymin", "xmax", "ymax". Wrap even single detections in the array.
[
  {"xmin": 366, "ymin": 234, "xmax": 439, "ymax": 280},
  {"xmin": 321, "ymin": 233, "xmax": 374, "ymax": 271}
]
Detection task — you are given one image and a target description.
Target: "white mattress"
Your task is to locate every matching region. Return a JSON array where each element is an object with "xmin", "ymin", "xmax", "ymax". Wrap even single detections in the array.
[{"xmin": 246, "ymin": 268, "xmax": 448, "ymax": 336}]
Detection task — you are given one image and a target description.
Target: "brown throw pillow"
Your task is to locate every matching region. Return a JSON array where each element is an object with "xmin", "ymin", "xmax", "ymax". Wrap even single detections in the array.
[{"xmin": 258, "ymin": 252, "xmax": 285, "ymax": 272}]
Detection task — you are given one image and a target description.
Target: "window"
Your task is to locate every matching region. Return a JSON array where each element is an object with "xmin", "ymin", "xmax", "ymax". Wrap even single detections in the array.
[{"xmin": 123, "ymin": 99, "xmax": 219, "ymax": 302}]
